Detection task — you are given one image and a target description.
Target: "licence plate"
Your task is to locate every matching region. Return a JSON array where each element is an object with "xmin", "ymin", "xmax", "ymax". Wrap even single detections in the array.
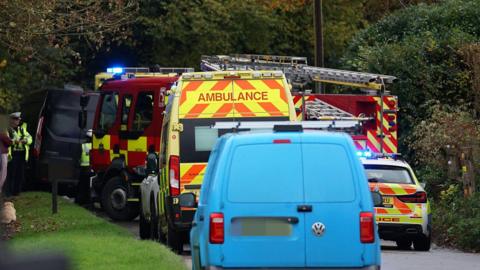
[{"xmin": 382, "ymin": 196, "xmax": 393, "ymax": 206}]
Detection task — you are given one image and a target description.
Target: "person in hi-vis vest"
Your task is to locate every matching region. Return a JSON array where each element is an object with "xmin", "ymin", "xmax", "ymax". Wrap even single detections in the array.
[
  {"xmin": 76, "ymin": 129, "xmax": 92, "ymax": 205},
  {"xmin": 5, "ymin": 112, "xmax": 32, "ymax": 197}
]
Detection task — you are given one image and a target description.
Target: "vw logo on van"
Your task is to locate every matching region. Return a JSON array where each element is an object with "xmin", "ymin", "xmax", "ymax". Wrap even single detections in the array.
[{"xmin": 312, "ymin": 222, "xmax": 326, "ymax": 237}]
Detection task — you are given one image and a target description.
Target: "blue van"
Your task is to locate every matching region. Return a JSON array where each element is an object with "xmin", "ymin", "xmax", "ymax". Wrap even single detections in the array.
[{"xmin": 187, "ymin": 128, "xmax": 381, "ymax": 270}]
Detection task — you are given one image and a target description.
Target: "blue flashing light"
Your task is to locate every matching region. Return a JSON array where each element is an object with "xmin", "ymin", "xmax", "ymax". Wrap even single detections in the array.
[
  {"xmin": 107, "ymin": 67, "xmax": 124, "ymax": 74},
  {"xmin": 356, "ymin": 150, "xmax": 373, "ymax": 158}
]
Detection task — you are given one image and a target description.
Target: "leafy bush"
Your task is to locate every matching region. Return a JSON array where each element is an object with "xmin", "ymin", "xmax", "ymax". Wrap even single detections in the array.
[{"xmin": 433, "ymin": 185, "xmax": 480, "ymax": 252}]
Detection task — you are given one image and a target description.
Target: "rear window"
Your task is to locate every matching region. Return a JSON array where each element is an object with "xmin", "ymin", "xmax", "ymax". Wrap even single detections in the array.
[
  {"xmin": 46, "ymin": 91, "xmax": 98, "ymax": 139},
  {"xmin": 364, "ymin": 165, "xmax": 414, "ymax": 184},
  {"xmin": 227, "ymin": 143, "xmax": 303, "ymax": 203},
  {"xmin": 179, "ymin": 117, "xmax": 287, "ymax": 163}
]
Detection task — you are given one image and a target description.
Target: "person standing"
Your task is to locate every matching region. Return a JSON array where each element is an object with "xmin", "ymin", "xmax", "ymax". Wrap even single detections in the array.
[
  {"xmin": 0, "ymin": 114, "xmax": 12, "ymax": 195},
  {"xmin": 5, "ymin": 112, "xmax": 32, "ymax": 197}
]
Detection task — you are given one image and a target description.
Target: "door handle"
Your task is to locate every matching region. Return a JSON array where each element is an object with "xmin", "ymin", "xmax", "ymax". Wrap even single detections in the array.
[
  {"xmin": 297, "ymin": 205, "xmax": 313, "ymax": 212},
  {"xmin": 199, "ymin": 215, "xmax": 204, "ymax": 221}
]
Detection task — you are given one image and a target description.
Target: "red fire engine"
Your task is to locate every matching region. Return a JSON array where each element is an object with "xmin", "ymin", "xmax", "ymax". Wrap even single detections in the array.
[{"xmin": 90, "ymin": 67, "xmax": 192, "ymax": 220}]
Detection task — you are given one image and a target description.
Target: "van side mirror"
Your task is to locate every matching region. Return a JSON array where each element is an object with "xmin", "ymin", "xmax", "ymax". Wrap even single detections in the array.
[
  {"xmin": 179, "ymin": 193, "xmax": 197, "ymax": 208},
  {"xmin": 78, "ymin": 110, "xmax": 87, "ymax": 129},
  {"xmin": 371, "ymin": 191, "xmax": 383, "ymax": 207},
  {"xmin": 80, "ymin": 95, "xmax": 90, "ymax": 108}
]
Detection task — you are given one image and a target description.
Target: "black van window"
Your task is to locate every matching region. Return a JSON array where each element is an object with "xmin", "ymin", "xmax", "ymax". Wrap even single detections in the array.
[
  {"xmin": 99, "ymin": 92, "xmax": 118, "ymax": 131},
  {"xmin": 121, "ymin": 95, "xmax": 133, "ymax": 126},
  {"xmin": 133, "ymin": 92, "xmax": 154, "ymax": 131}
]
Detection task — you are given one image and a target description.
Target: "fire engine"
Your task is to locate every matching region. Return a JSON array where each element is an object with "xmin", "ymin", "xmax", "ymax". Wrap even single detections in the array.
[{"xmin": 89, "ymin": 67, "xmax": 192, "ymax": 221}]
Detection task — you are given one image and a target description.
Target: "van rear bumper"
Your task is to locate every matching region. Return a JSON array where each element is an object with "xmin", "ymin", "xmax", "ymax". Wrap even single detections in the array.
[{"xmin": 206, "ymin": 266, "xmax": 380, "ymax": 270}]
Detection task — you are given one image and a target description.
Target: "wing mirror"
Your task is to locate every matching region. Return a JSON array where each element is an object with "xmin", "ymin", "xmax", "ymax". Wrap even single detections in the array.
[
  {"xmin": 78, "ymin": 110, "xmax": 87, "ymax": 129},
  {"xmin": 146, "ymin": 152, "xmax": 158, "ymax": 174},
  {"xmin": 80, "ymin": 94, "xmax": 90, "ymax": 108},
  {"xmin": 371, "ymin": 191, "xmax": 383, "ymax": 207},
  {"xmin": 179, "ymin": 193, "xmax": 197, "ymax": 208}
]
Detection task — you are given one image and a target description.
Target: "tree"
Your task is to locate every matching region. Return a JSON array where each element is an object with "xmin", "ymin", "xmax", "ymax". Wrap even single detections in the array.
[
  {"xmin": 341, "ymin": 0, "xmax": 480, "ymax": 156},
  {"xmin": 0, "ymin": 0, "xmax": 138, "ymax": 111}
]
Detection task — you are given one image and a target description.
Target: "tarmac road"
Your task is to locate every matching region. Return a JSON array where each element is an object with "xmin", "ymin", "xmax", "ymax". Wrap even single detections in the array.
[{"xmin": 98, "ymin": 212, "xmax": 480, "ymax": 270}]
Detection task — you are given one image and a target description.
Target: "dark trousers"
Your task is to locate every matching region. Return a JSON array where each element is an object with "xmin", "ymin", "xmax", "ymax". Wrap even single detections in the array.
[{"xmin": 5, "ymin": 151, "xmax": 25, "ymax": 197}]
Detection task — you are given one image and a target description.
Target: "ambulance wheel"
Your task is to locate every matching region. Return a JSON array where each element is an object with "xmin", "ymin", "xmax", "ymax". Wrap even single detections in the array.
[
  {"xmin": 101, "ymin": 177, "xmax": 139, "ymax": 221},
  {"xmin": 139, "ymin": 213, "xmax": 151, "ymax": 240},
  {"xmin": 167, "ymin": 225, "xmax": 183, "ymax": 254},
  {"xmin": 149, "ymin": 195, "xmax": 159, "ymax": 241},
  {"xmin": 413, "ymin": 235, "xmax": 431, "ymax": 251},
  {"xmin": 396, "ymin": 239, "xmax": 412, "ymax": 250}
]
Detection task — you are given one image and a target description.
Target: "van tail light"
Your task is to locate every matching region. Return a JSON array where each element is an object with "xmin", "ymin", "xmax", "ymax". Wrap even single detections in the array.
[
  {"xmin": 33, "ymin": 116, "xmax": 44, "ymax": 158},
  {"xmin": 169, "ymin": 155, "xmax": 180, "ymax": 196},
  {"xmin": 360, "ymin": 212, "xmax": 375, "ymax": 243},
  {"xmin": 397, "ymin": 191, "xmax": 427, "ymax": 203},
  {"xmin": 209, "ymin": 213, "xmax": 224, "ymax": 244}
]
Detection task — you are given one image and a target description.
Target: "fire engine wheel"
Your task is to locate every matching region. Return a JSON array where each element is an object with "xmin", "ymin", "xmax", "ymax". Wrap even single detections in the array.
[
  {"xmin": 101, "ymin": 177, "xmax": 139, "ymax": 221},
  {"xmin": 167, "ymin": 225, "xmax": 183, "ymax": 254},
  {"xmin": 395, "ymin": 239, "xmax": 412, "ymax": 250},
  {"xmin": 413, "ymin": 235, "xmax": 431, "ymax": 251},
  {"xmin": 139, "ymin": 213, "xmax": 151, "ymax": 240}
]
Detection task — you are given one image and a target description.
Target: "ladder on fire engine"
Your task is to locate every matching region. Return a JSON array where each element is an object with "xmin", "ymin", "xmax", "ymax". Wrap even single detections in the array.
[{"xmin": 200, "ymin": 54, "xmax": 397, "ymax": 90}]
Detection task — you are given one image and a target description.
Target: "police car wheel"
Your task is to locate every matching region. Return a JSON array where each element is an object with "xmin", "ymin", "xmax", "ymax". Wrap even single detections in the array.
[
  {"xmin": 101, "ymin": 176, "xmax": 139, "ymax": 221},
  {"xmin": 139, "ymin": 213, "xmax": 151, "ymax": 240},
  {"xmin": 413, "ymin": 235, "xmax": 431, "ymax": 251},
  {"xmin": 395, "ymin": 239, "xmax": 412, "ymax": 250}
]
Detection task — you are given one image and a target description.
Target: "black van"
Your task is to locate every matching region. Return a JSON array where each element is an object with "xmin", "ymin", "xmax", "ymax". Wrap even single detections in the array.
[{"xmin": 31, "ymin": 87, "xmax": 99, "ymax": 201}]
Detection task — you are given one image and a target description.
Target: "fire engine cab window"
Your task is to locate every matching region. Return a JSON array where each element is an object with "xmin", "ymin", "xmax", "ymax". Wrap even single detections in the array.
[
  {"xmin": 364, "ymin": 165, "xmax": 414, "ymax": 184},
  {"xmin": 133, "ymin": 92, "xmax": 154, "ymax": 131},
  {"xmin": 121, "ymin": 95, "xmax": 132, "ymax": 125},
  {"xmin": 99, "ymin": 92, "xmax": 118, "ymax": 131},
  {"xmin": 194, "ymin": 127, "xmax": 218, "ymax": 151}
]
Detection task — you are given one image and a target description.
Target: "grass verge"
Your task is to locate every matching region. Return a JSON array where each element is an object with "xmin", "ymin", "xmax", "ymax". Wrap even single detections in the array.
[{"xmin": 8, "ymin": 192, "xmax": 187, "ymax": 270}]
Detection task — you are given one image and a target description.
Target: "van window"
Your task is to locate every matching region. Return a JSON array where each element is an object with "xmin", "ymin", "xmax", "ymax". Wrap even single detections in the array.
[
  {"xmin": 195, "ymin": 127, "xmax": 219, "ymax": 151},
  {"xmin": 133, "ymin": 92, "xmax": 154, "ymax": 131},
  {"xmin": 364, "ymin": 165, "xmax": 414, "ymax": 184},
  {"xmin": 227, "ymin": 144, "xmax": 303, "ymax": 203},
  {"xmin": 180, "ymin": 117, "xmax": 286, "ymax": 163},
  {"xmin": 99, "ymin": 92, "xmax": 118, "ymax": 131},
  {"xmin": 302, "ymin": 144, "xmax": 355, "ymax": 203}
]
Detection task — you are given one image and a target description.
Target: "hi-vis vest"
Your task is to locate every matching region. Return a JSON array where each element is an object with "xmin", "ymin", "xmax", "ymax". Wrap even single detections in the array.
[
  {"xmin": 8, "ymin": 122, "xmax": 32, "ymax": 161},
  {"xmin": 80, "ymin": 142, "xmax": 91, "ymax": 167}
]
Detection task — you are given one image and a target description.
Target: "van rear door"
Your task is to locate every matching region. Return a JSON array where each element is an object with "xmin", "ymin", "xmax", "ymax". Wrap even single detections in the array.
[
  {"xmin": 302, "ymin": 142, "xmax": 364, "ymax": 267},
  {"xmin": 221, "ymin": 137, "xmax": 305, "ymax": 268}
]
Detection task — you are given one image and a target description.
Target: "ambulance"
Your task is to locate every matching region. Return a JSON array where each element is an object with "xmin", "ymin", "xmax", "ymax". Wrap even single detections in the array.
[{"xmin": 140, "ymin": 70, "xmax": 296, "ymax": 252}]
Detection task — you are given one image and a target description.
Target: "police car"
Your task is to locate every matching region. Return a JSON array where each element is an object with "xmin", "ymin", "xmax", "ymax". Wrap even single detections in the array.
[{"xmin": 359, "ymin": 152, "xmax": 431, "ymax": 251}]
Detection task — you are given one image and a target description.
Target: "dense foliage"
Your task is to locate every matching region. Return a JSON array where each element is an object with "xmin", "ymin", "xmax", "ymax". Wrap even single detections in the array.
[{"xmin": 342, "ymin": 0, "xmax": 480, "ymax": 251}]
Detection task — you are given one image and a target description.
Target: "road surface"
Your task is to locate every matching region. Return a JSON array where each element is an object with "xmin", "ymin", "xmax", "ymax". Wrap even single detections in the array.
[{"xmin": 96, "ymin": 211, "xmax": 480, "ymax": 269}]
